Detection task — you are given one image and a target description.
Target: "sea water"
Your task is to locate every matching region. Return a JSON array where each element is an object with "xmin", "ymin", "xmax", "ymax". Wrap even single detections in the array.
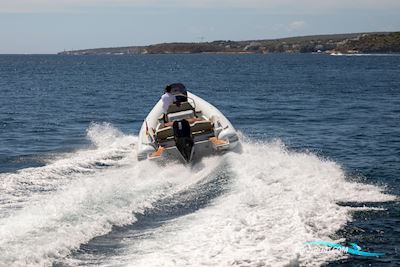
[{"xmin": 0, "ymin": 54, "xmax": 399, "ymax": 266}]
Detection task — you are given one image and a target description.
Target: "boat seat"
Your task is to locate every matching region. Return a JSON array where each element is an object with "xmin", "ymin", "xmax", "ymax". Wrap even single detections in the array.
[
  {"xmin": 164, "ymin": 117, "xmax": 203, "ymax": 127},
  {"xmin": 167, "ymin": 102, "xmax": 194, "ymax": 114},
  {"xmin": 157, "ymin": 121, "xmax": 213, "ymax": 141},
  {"xmin": 191, "ymin": 121, "xmax": 213, "ymax": 135},
  {"xmin": 167, "ymin": 109, "xmax": 195, "ymax": 122},
  {"xmin": 156, "ymin": 126, "xmax": 174, "ymax": 141}
]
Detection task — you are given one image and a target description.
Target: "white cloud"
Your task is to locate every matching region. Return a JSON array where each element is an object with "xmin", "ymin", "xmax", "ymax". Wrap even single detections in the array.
[
  {"xmin": 288, "ymin": 21, "xmax": 306, "ymax": 31},
  {"xmin": 1, "ymin": 0, "xmax": 400, "ymax": 13}
]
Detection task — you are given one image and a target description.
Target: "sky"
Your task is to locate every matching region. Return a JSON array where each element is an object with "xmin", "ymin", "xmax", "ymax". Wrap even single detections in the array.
[{"xmin": 0, "ymin": 0, "xmax": 399, "ymax": 54}]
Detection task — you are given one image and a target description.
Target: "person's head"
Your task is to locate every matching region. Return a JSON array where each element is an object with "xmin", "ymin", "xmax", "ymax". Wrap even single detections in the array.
[{"xmin": 165, "ymin": 85, "xmax": 172, "ymax": 93}]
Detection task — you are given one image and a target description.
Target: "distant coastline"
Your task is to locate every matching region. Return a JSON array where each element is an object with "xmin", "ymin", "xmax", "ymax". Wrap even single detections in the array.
[{"xmin": 58, "ymin": 32, "xmax": 400, "ymax": 55}]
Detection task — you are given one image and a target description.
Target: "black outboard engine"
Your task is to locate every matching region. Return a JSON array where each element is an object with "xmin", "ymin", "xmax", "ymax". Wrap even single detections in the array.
[{"xmin": 172, "ymin": 119, "xmax": 194, "ymax": 162}]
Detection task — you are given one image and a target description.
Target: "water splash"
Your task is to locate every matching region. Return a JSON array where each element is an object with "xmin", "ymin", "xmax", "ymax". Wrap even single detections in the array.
[
  {"xmin": 0, "ymin": 128, "xmax": 396, "ymax": 267},
  {"xmin": 0, "ymin": 123, "xmax": 135, "ymax": 216},
  {"xmin": 103, "ymin": 140, "xmax": 396, "ymax": 267}
]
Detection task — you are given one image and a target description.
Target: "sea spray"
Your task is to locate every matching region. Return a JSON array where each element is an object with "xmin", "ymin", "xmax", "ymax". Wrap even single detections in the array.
[
  {"xmin": 0, "ymin": 123, "xmax": 136, "ymax": 218},
  {"xmin": 0, "ymin": 127, "xmax": 396, "ymax": 266},
  {"xmin": 104, "ymin": 140, "xmax": 396, "ymax": 267}
]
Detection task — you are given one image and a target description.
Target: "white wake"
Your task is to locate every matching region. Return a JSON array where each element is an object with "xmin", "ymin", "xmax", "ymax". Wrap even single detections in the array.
[
  {"xmin": 103, "ymin": 140, "xmax": 396, "ymax": 267},
  {"xmin": 0, "ymin": 124, "xmax": 396, "ymax": 267}
]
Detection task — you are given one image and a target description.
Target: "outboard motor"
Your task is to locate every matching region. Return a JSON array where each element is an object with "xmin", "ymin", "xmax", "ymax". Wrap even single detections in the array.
[{"xmin": 172, "ymin": 119, "xmax": 194, "ymax": 162}]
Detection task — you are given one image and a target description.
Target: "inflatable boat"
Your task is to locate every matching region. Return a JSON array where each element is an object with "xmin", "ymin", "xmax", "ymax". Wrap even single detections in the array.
[{"xmin": 137, "ymin": 83, "xmax": 239, "ymax": 163}]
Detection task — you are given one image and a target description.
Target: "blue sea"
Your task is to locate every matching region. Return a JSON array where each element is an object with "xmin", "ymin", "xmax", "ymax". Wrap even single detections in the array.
[{"xmin": 0, "ymin": 54, "xmax": 399, "ymax": 266}]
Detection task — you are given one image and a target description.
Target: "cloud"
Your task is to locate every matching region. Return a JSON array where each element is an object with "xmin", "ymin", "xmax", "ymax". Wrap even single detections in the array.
[
  {"xmin": 288, "ymin": 21, "xmax": 306, "ymax": 31},
  {"xmin": 1, "ymin": 0, "xmax": 400, "ymax": 13}
]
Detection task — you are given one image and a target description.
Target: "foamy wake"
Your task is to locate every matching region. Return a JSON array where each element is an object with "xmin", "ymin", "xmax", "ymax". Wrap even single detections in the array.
[
  {"xmin": 0, "ymin": 125, "xmax": 397, "ymax": 267},
  {"xmin": 0, "ymin": 123, "xmax": 135, "ymax": 216},
  {"xmin": 96, "ymin": 140, "xmax": 396, "ymax": 267},
  {"xmin": 0, "ymin": 123, "xmax": 223, "ymax": 267}
]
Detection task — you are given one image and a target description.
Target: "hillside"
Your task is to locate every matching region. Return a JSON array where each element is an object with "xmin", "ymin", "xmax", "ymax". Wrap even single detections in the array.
[{"xmin": 58, "ymin": 32, "xmax": 400, "ymax": 55}]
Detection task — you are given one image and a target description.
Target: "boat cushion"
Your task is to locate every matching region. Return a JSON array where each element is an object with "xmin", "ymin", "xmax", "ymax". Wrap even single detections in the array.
[
  {"xmin": 191, "ymin": 121, "xmax": 213, "ymax": 134},
  {"xmin": 156, "ymin": 126, "xmax": 174, "ymax": 140},
  {"xmin": 167, "ymin": 102, "xmax": 194, "ymax": 114},
  {"xmin": 167, "ymin": 110, "xmax": 195, "ymax": 122}
]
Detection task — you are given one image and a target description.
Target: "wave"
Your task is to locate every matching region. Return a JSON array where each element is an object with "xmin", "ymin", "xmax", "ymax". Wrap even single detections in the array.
[
  {"xmin": 340, "ymin": 53, "xmax": 400, "ymax": 57},
  {"xmin": 0, "ymin": 125, "xmax": 396, "ymax": 266},
  {"xmin": 88, "ymin": 141, "xmax": 396, "ymax": 267},
  {"xmin": 0, "ymin": 123, "xmax": 135, "ymax": 216}
]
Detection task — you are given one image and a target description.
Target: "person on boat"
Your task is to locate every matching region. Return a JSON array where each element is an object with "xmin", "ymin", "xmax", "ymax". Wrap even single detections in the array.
[{"xmin": 161, "ymin": 85, "xmax": 176, "ymax": 122}]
